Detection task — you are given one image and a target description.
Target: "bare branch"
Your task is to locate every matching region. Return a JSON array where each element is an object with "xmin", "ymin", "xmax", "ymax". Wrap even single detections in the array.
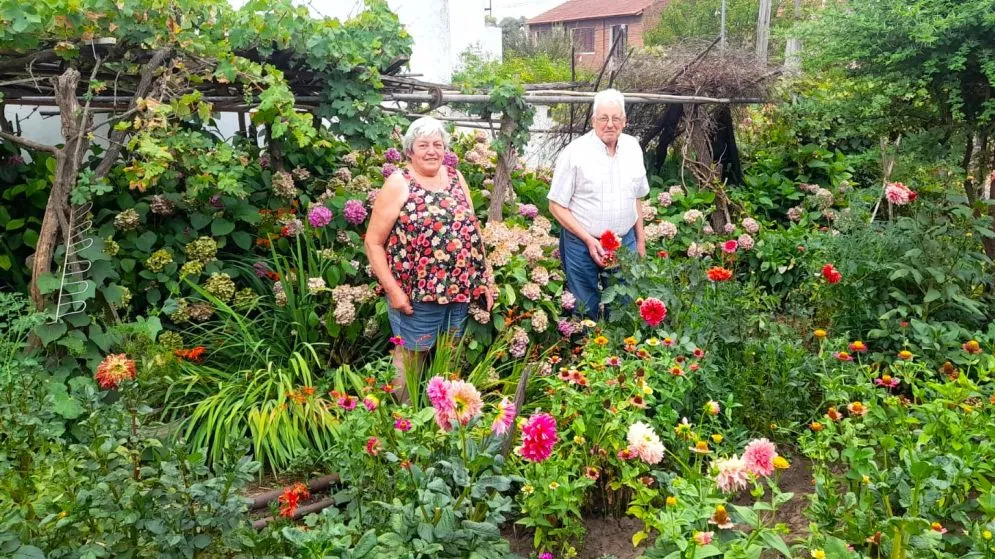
[{"xmin": 0, "ymin": 130, "xmax": 58, "ymax": 153}]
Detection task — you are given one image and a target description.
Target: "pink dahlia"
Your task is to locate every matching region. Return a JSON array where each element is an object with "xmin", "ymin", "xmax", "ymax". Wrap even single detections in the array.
[
  {"xmin": 742, "ymin": 438, "xmax": 778, "ymax": 477},
  {"xmin": 639, "ymin": 297, "xmax": 667, "ymax": 327},
  {"xmin": 491, "ymin": 397, "xmax": 517, "ymax": 436},
  {"xmin": 449, "ymin": 380, "xmax": 483, "ymax": 426},
  {"xmin": 426, "ymin": 376, "xmax": 453, "ymax": 413},
  {"xmin": 518, "ymin": 412, "xmax": 557, "ymax": 463},
  {"xmin": 626, "ymin": 421, "xmax": 665, "ymax": 465},
  {"xmin": 885, "ymin": 182, "xmax": 916, "ymax": 206},
  {"xmin": 722, "ymin": 239, "xmax": 738, "ymax": 253},
  {"xmin": 713, "ymin": 454, "xmax": 750, "ymax": 492}
]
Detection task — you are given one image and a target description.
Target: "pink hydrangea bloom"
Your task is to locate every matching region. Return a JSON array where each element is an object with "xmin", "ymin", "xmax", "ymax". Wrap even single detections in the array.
[
  {"xmin": 307, "ymin": 205, "xmax": 333, "ymax": 228},
  {"xmin": 742, "ymin": 438, "xmax": 778, "ymax": 477}
]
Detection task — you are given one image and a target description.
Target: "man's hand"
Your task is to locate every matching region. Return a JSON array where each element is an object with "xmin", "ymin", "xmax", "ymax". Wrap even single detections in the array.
[
  {"xmin": 636, "ymin": 236, "xmax": 646, "ymax": 258},
  {"xmin": 387, "ymin": 287, "xmax": 413, "ymax": 315},
  {"xmin": 586, "ymin": 237, "xmax": 607, "ymax": 267}
]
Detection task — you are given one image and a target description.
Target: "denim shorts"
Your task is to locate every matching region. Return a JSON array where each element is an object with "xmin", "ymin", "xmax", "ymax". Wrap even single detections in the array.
[{"xmin": 386, "ymin": 300, "xmax": 470, "ymax": 351}]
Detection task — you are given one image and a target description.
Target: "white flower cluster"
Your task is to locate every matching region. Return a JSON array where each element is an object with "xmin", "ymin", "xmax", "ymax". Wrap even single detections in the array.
[{"xmin": 331, "ymin": 284, "xmax": 376, "ymax": 325}]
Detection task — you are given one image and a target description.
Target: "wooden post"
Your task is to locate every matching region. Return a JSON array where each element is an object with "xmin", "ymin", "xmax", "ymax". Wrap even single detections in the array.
[
  {"xmin": 756, "ymin": 0, "xmax": 772, "ymax": 66},
  {"xmin": 488, "ymin": 113, "xmax": 517, "ymax": 223}
]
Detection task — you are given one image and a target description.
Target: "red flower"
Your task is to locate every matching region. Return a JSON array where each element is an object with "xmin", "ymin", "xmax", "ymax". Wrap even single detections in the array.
[
  {"xmin": 821, "ymin": 264, "xmax": 842, "ymax": 284},
  {"xmin": 174, "ymin": 346, "xmax": 206, "ymax": 363},
  {"xmin": 278, "ymin": 482, "xmax": 310, "ymax": 518},
  {"xmin": 639, "ymin": 297, "xmax": 667, "ymax": 327},
  {"xmin": 365, "ymin": 436, "xmax": 381, "ymax": 456},
  {"xmin": 722, "ymin": 240, "xmax": 738, "ymax": 253},
  {"xmin": 657, "ymin": 250, "xmax": 669, "ymax": 258},
  {"xmin": 600, "ymin": 230, "xmax": 621, "ymax": 252},
  {"xmin": 95, "ymin": 354, "xmax": 137, "ymax": 390},
  {"xmin": 706, "ymin": 267, "xmax": 733, "ymax": 282}
]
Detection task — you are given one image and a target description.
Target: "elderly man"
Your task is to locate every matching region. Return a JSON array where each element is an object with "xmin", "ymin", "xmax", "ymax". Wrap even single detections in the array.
[{"xmin": 547, "ymin": 88, "xmax": 649, "ymax": 319}]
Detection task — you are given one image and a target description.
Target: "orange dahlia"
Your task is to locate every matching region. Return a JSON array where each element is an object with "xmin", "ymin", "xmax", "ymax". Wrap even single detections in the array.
[{"xmin": 95, "ymin": 354, "xmax": 137, "ymax": 390}]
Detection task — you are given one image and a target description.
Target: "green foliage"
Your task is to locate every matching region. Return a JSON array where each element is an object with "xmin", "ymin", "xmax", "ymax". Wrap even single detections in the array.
[
  {"xmin": 0, "ymin": 151, "xmax": 51, "ymax": 293},
  {"xmin": 453, "ymin": 47, "xmax": 579, "ymax": 87},
  {"xmin": 644, "ymin": 0, "xmax": 759, "ymax": 48}
]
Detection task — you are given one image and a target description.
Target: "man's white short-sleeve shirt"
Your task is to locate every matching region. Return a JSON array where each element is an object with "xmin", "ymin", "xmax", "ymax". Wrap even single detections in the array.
[{"xmin": 546, "ymin": 131, "xmax": 650, "ymax": 238}]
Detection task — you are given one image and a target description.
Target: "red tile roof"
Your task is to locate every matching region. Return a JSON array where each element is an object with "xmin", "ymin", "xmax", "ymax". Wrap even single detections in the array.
[{"xmin": 527, "ymin": 0, "xmax": 660, "ymax": 25}]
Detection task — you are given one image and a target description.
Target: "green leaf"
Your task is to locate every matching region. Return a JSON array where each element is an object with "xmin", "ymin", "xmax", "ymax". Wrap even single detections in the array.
[
  {"xmin": 190, "ymin": 213, "xmax": 212, "ymax": 230},
  {"xmin": 692, "ymin": 544, "xmax": 722, "ymax": 558},
  {"xmin": 33, "ymin": 322, "xmax": 67, "ymax": 346},
  {"xmin": 0, "ymin": 254, "xmax": 11, "ymax": 271},
  {"xmin": 36, "ymin": 273, "xmax": 61, "ymax": 295},
  {"xmin": 191, "ymin": 534, "xmax": 211, "ymax": 549},
  {"xmin": 232, "ymin": 231, "xmax": 252, "ymax": 250},
  {"xmin": 211, "ymin": 218, "xmax": 235, "ymax": 236},
  {"xmin": 135, "ymin": 231, "xmax": 158, "ymax": 253},
  {"xmin": 49, "ymin": 382, "xmax": 83, "ymax": 419},
  {"xmin": 759, "ymin": 531, "xmax": 792, "ymax": 558},
  {"xmin": 5, "ymin": 217, "xmax": 25, "ymax": 231},
  {"xmin": 731, "ymin": 503, "xmax": 759, "ymax": 528},
  {"xmin": 13, "ymin": 546, "xmax": 47, "ymax": 559}
]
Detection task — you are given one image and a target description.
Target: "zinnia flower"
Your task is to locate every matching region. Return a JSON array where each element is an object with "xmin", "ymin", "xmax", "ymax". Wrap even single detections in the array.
[
  {"xmin": 518, "ymin": 412, "xmax": 557, "ymax": 462},
  {"xmin": 365, "ymin": 436, "xmax": 381, "ymax": 456},
  {"xmin": 963, "ymin": 340, "xmax": 982, "ymax": 354},
  {"xmin": 95, "ymin": 354, "xmax": 137, "ymax": 390},
  {"xmin": 847, "ymin": 401, "xmax": 868, "ymax": 416},
  {"xmin": 722, "ymin": 240, "xmax": 738, "ymax": 253},
  {"xmin": 848, "ymin": 340, "xmax": 867, "ymax": 353},
  {"xmin": 363, "ymin": 395, "xmax": 379, "ymax": 411},
  {"xmin": 394, "ymin": 417, "xmax": 412, "ymax": 431},
  {"xmin": 826, "ymin": 407, "xmax": 843, "ymax": 421},
  {"xmin": 491, "ymin": 397, "xmax": 517, "ymax": 436},
  {"xmin": 708, "ymin": 505, "xmax": 734, "ymax": 529},
  {"xmin": 706, "ymin": 267, "xmax": 734, "ymax": 282},
  {"xmin": 626, "ymin": 421, "xmax": 665, "ymax": 465},
  {"xmin": 742, "ymin": 438, "xmax": 778, "ymax": 477},
  {"xmin": 337, "ymin": 394, "xmax": 357, "ymax": 411},
  {"xmin": 897, "ymin": 350, "xmax": 913, "ymax": 360},
  {"xmin": 705, "ymin": 401, "xmax": 721, "ymax": 415},
  {"xmin": 639, "ymin": 297, "xmax": 667, "ymax": 326},
  {"xmin": 693, "ymin": 531, "xmax": 714, "ymax": 545},
  {"xmin": 874, "ymin": 375, "xmax": 900, "ymax": 389},
  {"xmin": 821, "ymin": 263, "xmax": 842, "ymax": 284}
]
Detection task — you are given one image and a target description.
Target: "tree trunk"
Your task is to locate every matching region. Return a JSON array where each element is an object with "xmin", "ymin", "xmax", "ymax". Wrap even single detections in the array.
[
  {"xmin": 30, "ymin": 68, "xmax": 91, "ymax": 311},
  {"xmin": 488, "ymin": 114, "xmax": 517, "ymax": 223}
]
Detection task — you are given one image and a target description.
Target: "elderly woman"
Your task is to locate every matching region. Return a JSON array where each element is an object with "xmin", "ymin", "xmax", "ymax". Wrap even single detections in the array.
[{"xmin": 364, "ymin": 117, "xmax": 496, "ymax": 394}]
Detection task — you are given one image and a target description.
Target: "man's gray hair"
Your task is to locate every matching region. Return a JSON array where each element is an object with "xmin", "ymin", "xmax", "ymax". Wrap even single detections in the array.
[
  {"xmin": 402, "ymin": 117, "xmax": 451, "ymax": 154},
  {"xmin": 592, "ymin": 88, "xmax": 626, "ymax": 116}
]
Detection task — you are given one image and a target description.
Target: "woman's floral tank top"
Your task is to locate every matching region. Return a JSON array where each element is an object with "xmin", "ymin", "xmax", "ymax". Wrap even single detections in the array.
[{"xmin": 385, "ymin": 167, "xmax": 487, "ymax": 304}]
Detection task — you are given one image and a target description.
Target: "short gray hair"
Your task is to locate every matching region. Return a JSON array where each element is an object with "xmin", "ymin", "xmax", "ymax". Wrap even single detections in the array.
[
  {"xmin": 402, "ymin": 117, "xmax": 451, "ymax": 154},
  {"xmin": 592, "ymin": 88, "xmax": 625, "ymax": 117}
]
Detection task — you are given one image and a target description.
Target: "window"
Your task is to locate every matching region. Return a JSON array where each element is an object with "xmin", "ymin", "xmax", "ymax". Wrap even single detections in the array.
[
  {"xmin": 610, "ymin": 24, "xmax": 628, "ymax": 56},
  {"xmin": 571, "ymin": 27, "xmax": 595, "ymax": 54}
]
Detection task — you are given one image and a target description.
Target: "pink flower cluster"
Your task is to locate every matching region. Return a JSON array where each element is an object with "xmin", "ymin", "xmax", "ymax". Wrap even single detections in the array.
[
  {"xmin": 427, "ymin": 376, "xmax": 483, "ymax": 430},
  {"xmin": 885, "ymin": 182, "xmax": 917, "ymax": 206},
  {"xmin": 307, "ymin": 205, "xmax": 333, "ymax": 228},
  {"xmin": 713, "ymin": 438, "xmax": 779, "ymax": 492},
  {"xmin": 518, "ymin": 412, "xmax": 557, "ymax": 462}
]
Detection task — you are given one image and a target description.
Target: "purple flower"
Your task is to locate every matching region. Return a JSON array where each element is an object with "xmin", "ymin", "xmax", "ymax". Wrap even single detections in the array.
[
  {"xmin": 539, "ymin": 553, "xmax": 554, "ymax": 559},
  {"xmin": 5, "ymin": 155, "xmax": 24, "ymax": 166},
  {"xmin": 385, "ymin": 148, "xmax": 402, "ymax": 163},
  {"xmin": 253, "ymin": 262, "xmax": 270, "ymax": 278},
  {"xmin": 259, "ymin": 152, "xmax": 270, "ymax": 169},
  {"xmin": 209, "ymin": 194, "xmax": 225, "ymax": 209},
  {"xmin": 442, "ymin": 152, "xmax": 459, "ymax": 168},
  {"xmin": 343, "ymin": 199, "xmax": 369, "ymax": 225},
  {"xmin": 382, "ymin": 163, "xmax": 397, "ymax": 179},
  {"xmin": 557, "ymin": 320, "xmax": 575, "ymax": 337},
  {"xmin": 518, "ymin": 203, "xmax": 539, "ymax": 219},
  {"xmin": 308, "ymin": 205, "xmax": 333, "ymax": 228}
]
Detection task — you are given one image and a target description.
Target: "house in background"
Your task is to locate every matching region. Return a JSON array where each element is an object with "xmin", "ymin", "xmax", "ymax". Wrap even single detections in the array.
[{"xmin": 527, "ymin": 0, "xmax": 668, "ymax": 71}]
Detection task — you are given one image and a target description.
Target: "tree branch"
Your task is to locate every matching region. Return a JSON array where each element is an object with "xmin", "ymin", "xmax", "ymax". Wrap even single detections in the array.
[{"xmin": 0, "ymin": 130, "xmax": 58, "ymax": 153}]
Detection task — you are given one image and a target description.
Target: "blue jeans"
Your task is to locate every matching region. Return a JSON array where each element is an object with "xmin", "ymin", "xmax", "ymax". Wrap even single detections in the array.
[
  {"xmin": 559, "ymin": 228, "xmax": 636, "ymax": 320},
  {"xmin": 386, "ymin": 300, "xmax": 469, "ymax": 351}
]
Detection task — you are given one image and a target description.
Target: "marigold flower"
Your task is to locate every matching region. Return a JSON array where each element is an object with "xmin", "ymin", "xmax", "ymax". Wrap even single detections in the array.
[
  {"xmin": 95, "ymin": 354, "xmax": 137, "ymax": 390},
  {"xmin": 814, "ymin": 329, "xmax": 827, "ymax": 339},
  {"xmin": 773, "ymin": 456, "xmax": 790, "ymax": 469},
  {"xmin": 666, "ymin": 496, "xmax": 678, "ymax": 506},
  {"xmin": 810, "ymin": 421, "xmax": 824, "ymax": 432},
  {"xmin": 711, "ymin": 433, "xmax": 724, "ymax": 443},
  {"xmin": 849, "ymin": 340, "xmax": 867, "ymax": 353},
  {"xmin": 897, "ymin": 350, "xmax": 913, "ymax": 361},
  {"xmin": 639, "ymin": 297, "xmax": 668, "ymax": 326},
  {"xmin": 706, "ymin": 266, "xmax": 734, "ymax": 282},
  {"xmin": 847, "ymin": 401, "xmax": 868, "ymax": 416}
]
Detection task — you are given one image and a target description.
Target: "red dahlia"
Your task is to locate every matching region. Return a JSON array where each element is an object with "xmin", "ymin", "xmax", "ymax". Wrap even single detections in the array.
[
  {"xmin": 600, "ymin": 230, "xmax": 621, "ymax": 252},
  {"xmin": 706, "ymin": 267, "xmax": 733, "ymax": 282},
  {"xmin": 639, "ymin": 297, "xmax": 667, "ymax": 327}
]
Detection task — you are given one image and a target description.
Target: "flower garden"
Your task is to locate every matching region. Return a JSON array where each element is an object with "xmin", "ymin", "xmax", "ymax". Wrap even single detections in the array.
[{"xmin": 2, "ymin": 1, "xmax": 995, "ymax": 558}]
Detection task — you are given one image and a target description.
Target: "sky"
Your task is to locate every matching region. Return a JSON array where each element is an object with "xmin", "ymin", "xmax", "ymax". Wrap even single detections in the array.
[{"xmin": 489, "ymin": 0, "xmax": 565, "ymax": 21}]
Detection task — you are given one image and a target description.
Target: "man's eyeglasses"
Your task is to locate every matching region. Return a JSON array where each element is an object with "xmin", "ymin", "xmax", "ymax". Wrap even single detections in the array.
[{"xmin": 595, "ymin": 116, "xmax": 625, "ymax": 125}]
